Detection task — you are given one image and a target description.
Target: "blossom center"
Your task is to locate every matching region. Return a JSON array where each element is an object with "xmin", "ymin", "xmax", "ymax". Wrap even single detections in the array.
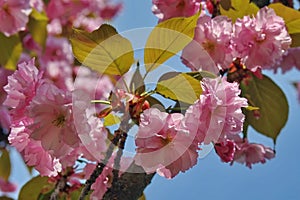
[
  {"xmin": 202, "ymin": 40, "xmax": 215, "ymax": 53},
  {"xmin": 176, "ymin": 1, "xmax": 185, "ymax": 10},
  {"xmin": 255, "ymin": 33, "xmax": 266, "ymax": 43},
  {"xmin": 52, "ymin": 114, "xmax": 66, "ymax": 127},
  {"xmin": 162, "ymin": 132, "xmax": 173, "ymax": 145},
  {"xmin": 1, "ymin": 3, "xmax": 9, "ymax": 13}
]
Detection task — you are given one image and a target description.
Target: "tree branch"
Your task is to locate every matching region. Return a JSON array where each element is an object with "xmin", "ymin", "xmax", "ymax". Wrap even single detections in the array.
[
  {"xmin": 79, "ymin": 131, "xmax": 121, "ymax": 200},
  {"xmin": 50, "ymin": 175, "xmax": 67, "ymax": 200},
  {"xmin": 103, "ymin": 162, "xmax": 155, "ymax": 200}
]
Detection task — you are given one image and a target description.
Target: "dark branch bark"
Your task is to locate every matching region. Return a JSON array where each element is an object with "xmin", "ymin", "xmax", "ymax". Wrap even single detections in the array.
[
  {"xmin": 50, "ymin": 176, "xmax": 67, "ymax": 200},
  {"xmin": 79, "ymin": 131, "xmax": 121, "ymax": 200},
  {"xmin": 250, "ymin": 0, "xmax": 270, "ymax": 8},
  {"xmin": 103, "ymin": 163, "xmax": 155, "ymax": 200}
]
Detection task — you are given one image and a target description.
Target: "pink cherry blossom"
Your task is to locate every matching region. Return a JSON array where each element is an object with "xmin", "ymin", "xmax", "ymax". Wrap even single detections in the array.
[
  {"xmin": 233, "ymin": 7, "xmax": 291, "ymax": 71},
  {"xmin": 83, "ymin": 155, "xmax": 132, "ymax": 199},
  {"xmin": 83, "ymin": 162, "xmax": 112, "ymax": 199},
  {"xmin": 72, "ymin": 89, "xmax": 109, "ymax": 162},
  {"xmin": 135, "ymin": 108, "xmax": 198, "ymax": 179},
  {"xmin": 9, "ymin": 125, "xmax": 62, "ymax": 177},
  {"xmin": 73, "ymin": 66, "xmax": 113, "ymax": 102},
  {"xmin": 29, "ymin": 0, "xmax": 44, "ymax": 12},
  {"xmin": 22, "ymin": 34, "xmax": 42, "ymax": 53},
  {"xmin": 39, "ymin": 36, "xmax": 73, "ymax": 67},
  {"xmin": 184, "ymin": 77, "xmax": 248, "ymax": 145},
  {"xmin": 0, "ymin": 0, "xmax": 32, "ymax": 36},
  {"xmin": 182, "ymin": 15, "xmax": 233, "ymax": 73},
  {"xmin": 8, "ymin": 126, "xmax": 30, "ymax": 152},
  {"xmin": 0, "ymin": 178, "xmax": 17, "ymax": 193},
  {"xmin": 4, "ymin": 58, "xmax": 43, "ymax": 112},
  {"xmin": 231, "ymin": 138, "xmax": 275, "ymax": 169},
  {"xmin": 28, "ymin": 83, "xmax": 79, "ymax": 158},
  {"xmin": 214, "ymin": 139, "xmax": 236, "ymax": 163},
  {"xmin": 23, "ymin": 140, "xmax": 62, "ymax": 176},
  {"xmin": 46, "ymin": 0, "xmax": 122, "ymax": 33},
  {"xmin": 275, "ymin": 47, "xmax": 300, "ymax": 73},
  {"xmin": 38, "ymin": 36, "xmax": 74, "ymax": 91},
  {"xmin": 152, "ymin": 0, "xmax": 202, "ymax": 22}
]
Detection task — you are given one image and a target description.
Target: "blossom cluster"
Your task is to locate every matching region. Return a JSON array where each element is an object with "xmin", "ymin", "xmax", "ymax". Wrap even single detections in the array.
[
  {"xmin": 181, "ymin": 7, "xmax": 292, "ymax": 74},
  {"xmin": 0, "ymin": 0, "xmax": 121, "ymax": 196},
  {"xmin": 0, "ymin": 0, "xmax": 298, "ymax": 198},
  {"xmin": 0, "ymin": 0, "xmax": 122, "ymax": 37}
]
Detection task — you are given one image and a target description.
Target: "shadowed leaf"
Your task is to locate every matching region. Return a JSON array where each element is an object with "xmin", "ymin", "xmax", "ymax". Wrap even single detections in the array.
[
  {"xmin": 241, "ymin": 75, "xmax": 288, "ymax": 143},
  {"xmin": 0, "ymin": 33, "xmax": 22, "ymax": 70},
  {"xmin": 0, "ymin": 149, "xmax": 11, "ymax": 181},
  {"xmin": 220, "ymin": 0, "xmax": 259, "ymax": 22}
]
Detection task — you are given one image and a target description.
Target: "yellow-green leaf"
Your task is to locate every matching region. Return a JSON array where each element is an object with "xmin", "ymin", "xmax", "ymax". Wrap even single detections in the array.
[
  {"xmin": 185, "ymin": 71, "xmax": 217, "ymax": 80},
  {"xmin": 0, "ymin": 149, "xmax": 11, "ymax": 181},
  {"xmin": 145, "ymin": 95, "xmax": 165, "ymax": 111},
  {"xmin": 290, "ymin": 33, "xmax": 300, "ymax": 47},
  {"xmin": 220, "ymin": 0, "xmax": 259, "ymax": 22},
  {"xmin": 156, "ymin": 73, "xmax": 202, "ymax": 104},
  {"xmin": 144, "ymin": 12, "xmax": 200, "ymax": 72},
  {"xmin": 138, "ymin": 193, "xmax": 146, "ymax": 200},
  {"xmin": 19, "ymin": 176, "xmax": 53, "ymax": 200},
  {"xmin": 241, "ymin": 75, "xmax": 288, "ymax": 142},
  {"xmin": 269, "ymin": 3, "xmax": 300, "ymax": 23},
  {"xmin": 245, "ymin": 106, "xmax": 259, "ymax": 111},
  {"xmin": 269, "ymin": 3, "xmax": 300, "ymax": 47},
  {"xmin": 0, "ymin": 33, "xmax": 22, "ymax": 70},
  {"xmin": 0, "ymin": 196, "xmax": 14, "ymax": 200},
  {"xmin": 28, "ymin": 9, "xmax": 48, "ymax": 49},
  {"xmin": 219, "ymin": 0, "xmax": 234, "ymax": 11},
  {"xmin": 104, "ymin": 113, "xmax": 121, "ymax": 126},
  {"xmin": 70, "ymin": 24, "xmax": 134, "ymax": 75},
  {"xmin": 130, "ymin": 64, "xmax": 145, "ymax": 94}
]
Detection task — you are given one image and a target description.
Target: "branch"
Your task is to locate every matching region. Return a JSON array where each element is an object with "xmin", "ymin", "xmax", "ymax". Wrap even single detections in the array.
[
  {"xmin": 103, "ymin": 162, "xmax": 155, "ymax": 200},
  {"xmin": 79, "ymin": 131, "xmax": 121, "ymax": 200},
  {"xmin": 50, "ymin": 175, "xmax": 67, "ymax": 200}
]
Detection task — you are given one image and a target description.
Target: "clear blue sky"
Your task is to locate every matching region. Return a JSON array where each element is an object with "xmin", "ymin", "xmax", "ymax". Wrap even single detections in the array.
[
  {"xmin": 2, "ymin": 1, "xmax": 300, "ymax": 200},
  {"xmin": 112, "ymin": 1, "xmax": 300, "ymax": 200}
]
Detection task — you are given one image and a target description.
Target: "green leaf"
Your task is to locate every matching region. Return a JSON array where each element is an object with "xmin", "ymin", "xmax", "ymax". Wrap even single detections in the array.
[
  {"xmin": 185, "ymin": 71, "xmax": 217, "ymax": 80},
  {"xmin": 145, "ymin": 95, "xmax": 165, "ymax": 111},
  {"xmin": 70, "ymin": 24, "xmax": 134, "ymax": 75},
  {"xmin": 219, "ymin": 0, "xmax": 234, "ymax": 11},
  {"xmin": 241, "ymin": 75, "xmax": 289, "ymax": 142},
  {"xmin": 0, "ymin": 196, "xmax": 14, "ymax": 200},
  {"xmin": 138, "ymin": 193, "xmax": 146, "ymax": 200},
  {"xmin": 130, "ymin": 63, "xmax": 145, "ymax": 95},
  {"xmin": 245, "ymin": 106, "xmax": 259, "ymax": 111},
  {"xmin": 19, "ymin": 176, "xmax": 53, "ymax": 200},
  {"xmin": 28, "ymin": 9, "xmax": 48, "ymax": 49},
  {"xmin": 269, "ymin": 3, "xmax": 300, "ymax": 47},
  {"xmin": 156, "ymin": 73, "xmax": 202, "ymax": 104},
  {"xmin": 104, "ymin": 113, "xmax": 121, "ymax": 126},
  {"xmin": 0, "ymin": 33, "xmax": 22, "ymax": 70},
  {"xmin": 269, "ymin": 3, "xmax": 300, "ymax": 23},
  {"xmin": 290, "ymin": 33, "xmax": 300, "ymax": 47},
  {"xmin": 144, "ymin": 12, "xmax": 200, "ymax": 72},
  {"xmin": 0, "ymin": 149, "xmax": 11, "ymax": 181},
  {"xmin": 220, "ymin": 0, "xmax": 259, "ymax": 22}
]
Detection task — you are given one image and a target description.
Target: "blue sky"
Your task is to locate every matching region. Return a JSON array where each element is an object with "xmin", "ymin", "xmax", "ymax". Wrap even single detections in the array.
[
  {"xmin": 112, "ymin": 1, "xmax": 300, "ymax": 200},
  {"xmin": 2, "ymin": 1, "xmax": 300, "ymax": 200}
]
